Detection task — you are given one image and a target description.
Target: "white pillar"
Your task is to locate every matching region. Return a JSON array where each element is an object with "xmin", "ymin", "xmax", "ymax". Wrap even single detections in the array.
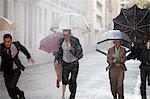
[
  {"xmin": 24, "ymin": 0, "xmax": 34, "ymax": 49},
  {"xmin": 0, "ymin": 0, "xmax": 4, "ymax": 16},
  {"xmin": 7, "ymin": 0, "xmax": 14, "ymax": 22},
  {"xmin": 3, "ymin": 0, "xmax": 14, "ymax": 21}
]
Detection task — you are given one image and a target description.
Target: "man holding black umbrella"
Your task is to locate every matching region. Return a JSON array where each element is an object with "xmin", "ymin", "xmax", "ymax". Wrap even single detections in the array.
[{"xmin": 127, "ymin": 33, "xmax": 150, "ymax": 99}]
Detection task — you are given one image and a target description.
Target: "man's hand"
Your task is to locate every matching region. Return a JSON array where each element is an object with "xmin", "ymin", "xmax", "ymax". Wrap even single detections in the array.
[
  {"xmin": 69, "ymin": 46, "xmax": 75, "ymax": 51},
  {"xmin": 28, "ymin": 58, "xmax": 35, "ymax": 64},
  {"xmin": 68, "ymin": 42, "xmax": 75, "ymax": 51},
  {"xmin": 20, "ymin": 65, "xmax": 25, "ymax": 71},
  {"xmin": 106, "ymin": 66, "xmax": 110, "ymax": 71}
]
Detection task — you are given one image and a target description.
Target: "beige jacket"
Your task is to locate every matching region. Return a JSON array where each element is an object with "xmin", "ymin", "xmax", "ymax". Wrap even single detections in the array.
[{"xmin": 107, "ymin": 46, "xmax": 127, "ymax": 71}]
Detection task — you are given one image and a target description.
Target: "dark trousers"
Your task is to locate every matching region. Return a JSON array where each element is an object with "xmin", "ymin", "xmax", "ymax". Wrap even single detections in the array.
[
  {"xmin": 109, "ymin": 67, "xmax": 124, "ymax": 99},
  {"xmin": 140, "ymin": 67, "xmax": 150, "ymax": 99},
  {"xmin": 3, "ymin": 69, "xmax": 24, "ymax": 98},
  {"xmin": 62, "ymin": 60, "xmax": 79, "ymax": 99}
]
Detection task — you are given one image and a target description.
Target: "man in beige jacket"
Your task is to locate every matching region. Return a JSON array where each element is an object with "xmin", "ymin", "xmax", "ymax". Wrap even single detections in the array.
[{"xmin": 107, "ymin": 40, "xmax": 126, "ymax": 99}]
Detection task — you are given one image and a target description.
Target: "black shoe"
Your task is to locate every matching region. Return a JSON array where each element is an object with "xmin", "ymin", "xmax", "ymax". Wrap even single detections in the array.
[
  {"xmin": 17, "ymin": 91, "xmax": 25, "ymax": 99},
  {"xmin": 11, "ymin": 96, "xmax": 19, "ymax": 99},
  {"xmin": 114, "ymin": 97, "xmax": 117, "ymax": 99},
  {"xmin": 142, "ymin": 96, "xmax": 147, "ymax": 99},
  {"xmin": 69, "ymin": 97, "xmax": 74, "ymax": 99},
  {"xmin": 113, "ymin": 95, "xmax": 117, "ymax": 99},
  {"xmin": 11, "ymin": 98, "xmax": 19, "ymax": 99},
  {"xmin": 19, "ymin": 96, "xmax": 25, "ymax": 99},
  {"xmin": 118, "ymin": 96, "xmax": 124, "ymax": 99},
  {"xmin": 69, "ymin": 95, "xmax": 75, "ymax": 99},
  {"xmin": 69, "ymin": 94, "xmax": 75, "ymax": 99},
  {"xmin": 18, "ymin": 94, "xmax": 25, "ymax": 99}
]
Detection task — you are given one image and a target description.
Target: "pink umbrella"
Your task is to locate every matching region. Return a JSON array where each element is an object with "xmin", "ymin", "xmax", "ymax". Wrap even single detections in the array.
[{"xmin": 39, "ymin": 32, "xmax": 64, "ymax": 53}]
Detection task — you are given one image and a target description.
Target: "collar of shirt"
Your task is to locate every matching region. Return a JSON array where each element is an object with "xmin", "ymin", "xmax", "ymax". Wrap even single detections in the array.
[
  {"xmin": 10, "ymin": 43, "xmax": 18, "ymax": 58},
  {"xmin": 114, "ymin": 47, "xmax": 120, "ymax": 52}
]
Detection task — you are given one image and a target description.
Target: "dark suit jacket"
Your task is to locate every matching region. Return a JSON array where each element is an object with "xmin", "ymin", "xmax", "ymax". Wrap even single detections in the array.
[
  {"xmin": 135, "ymin": 40, "xmax": 150, "ymax": 68},
  {"xmin": 54, "ymin": 36, "xmax": 83, "ymax": 62},
  {"xmin": 127, "ymin": 40, "xmax": 150, "ymax": 68},
  {"xmin": 0, "ymin": 41, "xmax": 31, "ymax": 73}
]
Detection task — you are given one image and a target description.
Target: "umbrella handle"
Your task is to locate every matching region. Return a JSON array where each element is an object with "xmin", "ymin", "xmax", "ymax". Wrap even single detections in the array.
[{"xmin": 126, "ymin": 49, "xmax": 131, "ymax": 53}]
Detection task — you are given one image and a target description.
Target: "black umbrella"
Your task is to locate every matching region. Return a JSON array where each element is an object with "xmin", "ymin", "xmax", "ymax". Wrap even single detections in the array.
[
  {"xmin": 113, "ymin": 4, "xmax": 150, "ymax": 41},
  {"xmin": 96, "ymin": 30, "xmax": 131, "ymax": 55}
]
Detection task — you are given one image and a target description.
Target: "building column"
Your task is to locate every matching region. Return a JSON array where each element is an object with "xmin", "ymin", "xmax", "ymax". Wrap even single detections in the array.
[
  {"xmin": 24, "ymin": 0, "xmax": 35, "ymax": 50},
  {"xmin": 0, "ymin": 0, "xmax": 4, "ymax": 16},
  {"xmin": 4, "ymin": 0, "xmax": 14, "ymax": 22}
]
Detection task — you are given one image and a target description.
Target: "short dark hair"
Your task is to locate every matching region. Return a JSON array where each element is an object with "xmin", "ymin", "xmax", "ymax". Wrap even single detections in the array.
[
  {"xmin": 3, "ymin": 34, "xmax": 12, "ymax": 41},
  {"xmin": 63, "ymin": 29, "xmax": 71, "ymax": 34}
]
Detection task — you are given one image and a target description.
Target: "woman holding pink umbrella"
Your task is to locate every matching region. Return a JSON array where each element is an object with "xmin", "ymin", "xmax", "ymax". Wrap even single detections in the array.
[
  {"xmin": 53, "ymin": 52, "xmax": 66, "ymax": 99},
  {"xmin": 39, "ymin": 31, "xmax": 66, "ymax": 99}
]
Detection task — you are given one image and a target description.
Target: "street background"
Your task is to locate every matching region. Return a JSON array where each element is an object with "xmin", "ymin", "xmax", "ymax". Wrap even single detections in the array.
[{"xmin": 0, "ymin": 0, "xmax": 150, "ymax": 99}]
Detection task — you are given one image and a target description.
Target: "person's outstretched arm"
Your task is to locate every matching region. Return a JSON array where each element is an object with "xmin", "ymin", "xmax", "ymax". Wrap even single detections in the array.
[{"xmin": 15, "ymin": 41, "xmax": 35, "ymax": 63}]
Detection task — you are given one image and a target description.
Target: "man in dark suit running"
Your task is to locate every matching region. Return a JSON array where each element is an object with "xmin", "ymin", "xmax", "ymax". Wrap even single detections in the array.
[{"xmin": 0, "ymin": 34, "xmax": 35, "ymax": 99}]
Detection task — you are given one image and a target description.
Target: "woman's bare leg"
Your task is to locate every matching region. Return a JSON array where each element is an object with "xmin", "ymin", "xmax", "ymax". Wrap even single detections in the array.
[{"xmin": 62, "ymin": 84, "xmax": 66, "ymax": 97}]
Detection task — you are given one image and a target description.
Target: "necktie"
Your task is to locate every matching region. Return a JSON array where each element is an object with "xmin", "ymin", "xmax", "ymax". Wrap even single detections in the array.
[{"xmin": 7, "ymin": 48, "xmax": 11, "ymax": 55}]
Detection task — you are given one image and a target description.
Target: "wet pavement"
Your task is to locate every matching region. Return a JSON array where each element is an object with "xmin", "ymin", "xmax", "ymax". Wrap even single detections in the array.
[{"xmin": 0, "ymin": 51, "xmax": 150, "ymax": 99}]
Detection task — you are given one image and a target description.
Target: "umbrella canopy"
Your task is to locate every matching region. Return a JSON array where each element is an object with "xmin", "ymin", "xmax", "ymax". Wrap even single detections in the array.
[
  {"xmin": 0, "ymin": 17, "xmax": 13, "ymax": 32},
  {"xmin": 50, "ymin": 13, "xmax": 91, "ymax": 34},
  {"xmin": 96, "ymin": 30, "xmax": 131, "ymax": 55},
  {"xmin": 113, "ymin": 4, "xmax": 150, "ymax": 41},
  {"xmin": 39, "ymin": 32, "xmax": 64, "ymax": 53}
]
